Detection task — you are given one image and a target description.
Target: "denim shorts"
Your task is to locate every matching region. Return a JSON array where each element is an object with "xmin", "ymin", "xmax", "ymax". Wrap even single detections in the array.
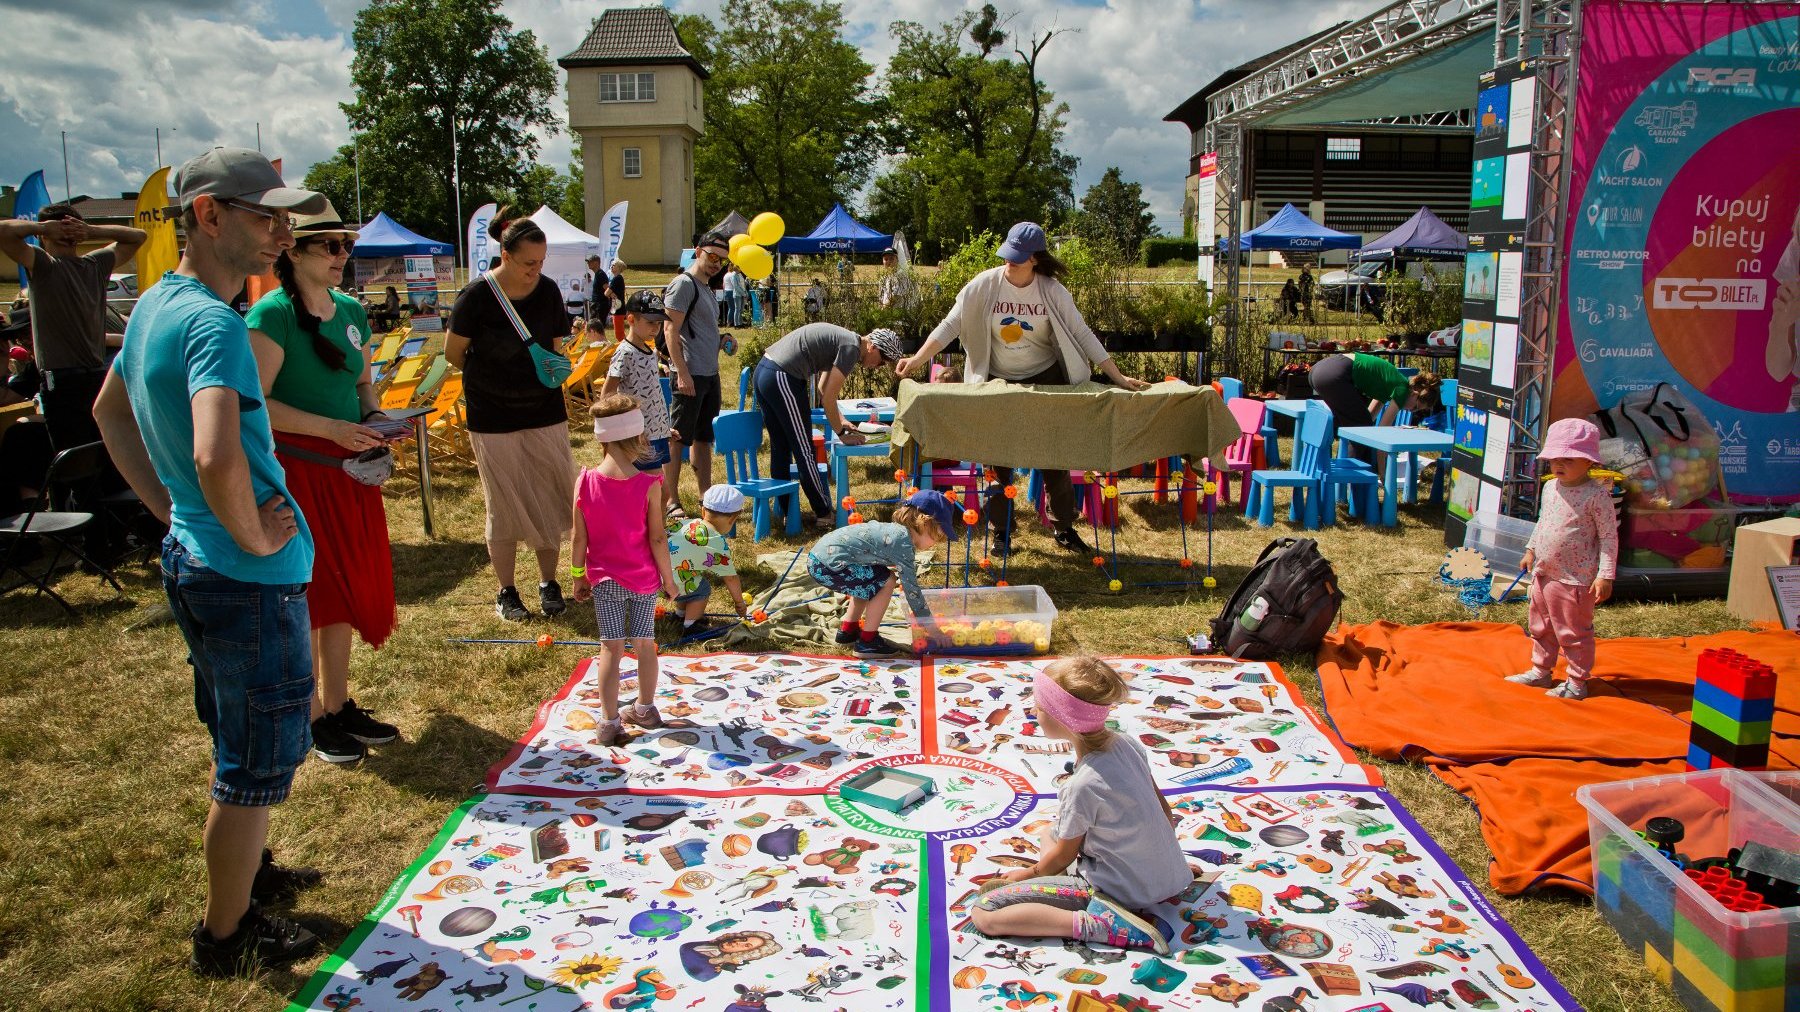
[
  {"xmin": 674, "ymin": 580, "xmax": 713, "ymax": 606},
  {"xmin": 636, "ymin": 437, "xmax": 671, "ymax": 472},
  {"xmin": 161, "ymin": 536, "xmax": 314, "ymax": 807},
  {"xmin": 807, "ymin": 555, "xmax": 891, "ymax": 601}
]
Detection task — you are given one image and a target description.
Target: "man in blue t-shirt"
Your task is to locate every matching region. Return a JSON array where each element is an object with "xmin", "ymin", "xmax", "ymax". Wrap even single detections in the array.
[{"xmin": 94, "ymin": 147, "xmax": 327, "ymax": 977}]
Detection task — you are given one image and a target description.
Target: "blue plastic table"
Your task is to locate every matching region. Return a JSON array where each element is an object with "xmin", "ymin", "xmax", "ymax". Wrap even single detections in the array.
[
  {"xmin": 837, "ymin": 398, "xmax": 897, "ymax": 424},
  {"xmin": 1334, "ymin": 426, "xmax": 1453, "ymax": 526},
  {"xmin": 832, "ymin": 442, "xmax": 892, "ymax": 525}
]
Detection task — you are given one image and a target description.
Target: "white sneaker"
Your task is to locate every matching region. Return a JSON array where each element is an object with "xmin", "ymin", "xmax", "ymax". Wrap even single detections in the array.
[
  {"xmin": 1506, "ymin": 671, "xmax": 1554, "ymax": 686},
  {"xmin": 595, "ymin": 717, "xmax": 624, "ymax": 746},
  {"xmin": 1547, "ymin": 680, "xmax": 1590, "ymax": 700}
]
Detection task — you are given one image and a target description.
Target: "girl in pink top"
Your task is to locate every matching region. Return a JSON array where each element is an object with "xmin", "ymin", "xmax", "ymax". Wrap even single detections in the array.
[
  {"xmin": 571, "ymin": 394, "xmax": 679, "ymax": 744},
  {"xmin": 1507, "ymin": 418, "xmax": 1618, "ymax": 699}
]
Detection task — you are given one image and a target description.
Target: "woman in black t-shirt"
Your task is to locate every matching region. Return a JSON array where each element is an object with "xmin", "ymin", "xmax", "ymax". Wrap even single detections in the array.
[{"xmin": 447, "ymin": 208, "xmax": 577, "ymax": 622}]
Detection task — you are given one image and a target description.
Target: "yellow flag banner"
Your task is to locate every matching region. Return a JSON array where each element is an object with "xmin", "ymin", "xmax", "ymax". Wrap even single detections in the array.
[{"xmin": 133, "ymin": 167, "xmax": 178, "ymax": 291}]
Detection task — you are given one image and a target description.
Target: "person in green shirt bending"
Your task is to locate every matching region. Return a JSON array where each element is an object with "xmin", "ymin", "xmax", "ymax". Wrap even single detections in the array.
[{"xmin": 1308, "ymin": 352, "xmax": 1441, "ymax": 461}]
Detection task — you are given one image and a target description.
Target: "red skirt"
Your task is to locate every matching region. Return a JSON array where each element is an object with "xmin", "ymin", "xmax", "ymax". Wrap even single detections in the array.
[{"xmin": 275, "ymin": 430, "xmax": 398, "ymax": 648}]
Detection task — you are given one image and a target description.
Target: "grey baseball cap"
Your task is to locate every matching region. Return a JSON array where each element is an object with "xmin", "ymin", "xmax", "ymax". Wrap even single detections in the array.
[{"xmin": 172, "ymin": 147, "xmax": 326, "ymax": 214}]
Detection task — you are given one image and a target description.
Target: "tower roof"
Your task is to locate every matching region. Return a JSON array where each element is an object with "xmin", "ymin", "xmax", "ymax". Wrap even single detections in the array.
[{"xmin": 559, "ymin": 7, "xmax": 709, "ymax": 79}]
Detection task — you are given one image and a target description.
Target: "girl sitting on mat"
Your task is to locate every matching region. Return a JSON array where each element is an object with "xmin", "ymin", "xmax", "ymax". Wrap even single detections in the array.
[
  {"xmin": 570, "ymin": 394, "xmax": 681, "ymax": 744},
  {"xmin": 1507, "ymin": 417, "xmax": 1616, "ymax": 700},
  {"xmin": 970, "ymin": 656, "xmax": 1191, "ymax": 955},
  {"xmin": 807, "ymin": 489, "xmax": 954, "ymax": 657}
]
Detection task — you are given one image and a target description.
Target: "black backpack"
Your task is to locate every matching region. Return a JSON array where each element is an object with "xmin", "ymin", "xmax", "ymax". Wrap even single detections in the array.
[{"xmin": 1209, "ymin": 537, "xmax": 1343, "ymax": 660}]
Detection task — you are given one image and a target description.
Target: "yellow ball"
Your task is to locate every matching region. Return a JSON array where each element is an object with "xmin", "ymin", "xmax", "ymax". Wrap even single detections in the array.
[
  {"xmin": 1108, "ymin": 579, "xmax": 1123, "ymax": 593},
  {"xmin": 1033, "ymin": 638, "xmax": 1050, "ymax": 653},
  {"xmin": 1203, "ymin": 576, "xmax": 1217, "ymax": 588},
  {"xmin": 1102, "ymin": 485, "xmax": 1118, "ymax": 500},
  {"xmin": 743, "ymin": 591, "xmax": 754, "ymax": 604},
  {"xmin": 1203, "ymin": 482, "xmax": 1218, "ymax": 495}
]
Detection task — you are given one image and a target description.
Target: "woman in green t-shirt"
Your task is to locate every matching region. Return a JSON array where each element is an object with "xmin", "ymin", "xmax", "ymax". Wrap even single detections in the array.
[
  {"xmin": 247, "ymin": 201, "xmax": 399, "ymax": 767},
  {"xmin": 1309, "ymin": 352, "xmax": 1441, "ymax": 430}
]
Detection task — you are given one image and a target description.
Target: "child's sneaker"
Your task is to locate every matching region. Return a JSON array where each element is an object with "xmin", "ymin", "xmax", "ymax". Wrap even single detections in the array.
[
  {"xmin": 1505, "ymin": 670, "xmax": 1554, "ymax": 686},
  {"xmin": 853, "ymin": 636, "xmax": 905, "ymax": 658},
  {"xmin": 189, "ymin": 902, "xmax": 320, "ymax": 977},
  {"xmin": 594, "ymin": 717, "xmax": 624, "ymax": 746},
  {"xmin": 538, "ymin": 581, "xmax": 567, "ymax": 617},
  {"xmin": 623, "ymin": 702, "xmax": 664, "ymax": 729},
  {"xmin": 834, "ymin": 625, "xmax": 860, "ymax": 645},
  {"xmin": 1074, "ymin": 893, "xmax": 1171, "ymax": 955},
  {"xmin": 1547, "ymin": 679, "xmax": 1589, "ymax": 700}
]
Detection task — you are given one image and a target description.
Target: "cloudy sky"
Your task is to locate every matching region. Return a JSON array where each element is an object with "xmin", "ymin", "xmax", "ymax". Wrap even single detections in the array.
[{"xmin": 0, "ymin": 0, "xmax": 1375, "ymax": 230}]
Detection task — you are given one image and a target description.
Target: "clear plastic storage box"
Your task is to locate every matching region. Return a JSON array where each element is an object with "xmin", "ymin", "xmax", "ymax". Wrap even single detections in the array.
[
  {"xmin": 1576, "ymin": 768, "xmax": 1799, "ymax": 1012},
  {"xmin": 1463, "ymin": 511, "xmax": 1536, "ymax": 576},
  {"xmin": 908, "ymin": 584, "xmax": 1056, "ymax": 656}
]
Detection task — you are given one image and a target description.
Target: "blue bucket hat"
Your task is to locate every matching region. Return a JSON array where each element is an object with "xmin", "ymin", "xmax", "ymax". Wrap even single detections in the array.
[
  {"xmin": 905, "ymin": 489, "xmax": 958, "ymax": 537},
  {"xmin": 997, "ymin": 222, "xmax": 1048, "ymax": 264}
]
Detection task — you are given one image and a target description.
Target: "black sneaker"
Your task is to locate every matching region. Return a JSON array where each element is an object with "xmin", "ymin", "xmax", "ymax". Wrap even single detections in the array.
[
  {"xmin": 853, "ymin": 636, "xmax": 906, "ymax": 657},
  {"xmin": 495, "ymin": 586, "xmax": 530, "ymax": 621},
  {"xmin": 1053, "ymin": 528, "xmax": 1093, "ymax": 554},
  {"xmin": 834, "ymin": 627, "xmax": 860, "ymax": 645},
  {"xmin": 334, "ymin": 698, "xmax": 398, "ymax": 745},
  {"xmin": 310, "ymin": 714, "xmax": 367, "ymax": 765},
  {"xmin": 539, "ymin": 580, "xmax": 567, "ymax": 617},
  {"xmin": 252, "ymin": 849, "xmax": 323, "ymax": 905},
  {"xmin": 189, "ymin": 902, "xmax": 320, "ymax": 977}
]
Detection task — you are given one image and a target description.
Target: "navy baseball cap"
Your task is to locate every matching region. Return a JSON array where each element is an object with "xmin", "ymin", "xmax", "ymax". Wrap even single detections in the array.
[
  {"xmin": 905, "ymin": 489, "xmax": 958, "ymax": 537},
  {"xmin": 997, "ymin": 222, "xmax": 1048, "ymax": 263}
]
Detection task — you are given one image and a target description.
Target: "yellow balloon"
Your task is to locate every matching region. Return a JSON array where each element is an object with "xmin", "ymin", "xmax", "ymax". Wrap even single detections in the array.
[
  {"xmin": 736, "ymin": 244, "xmax": 773, "ymax": 280},
  {"xmin": 748, "ymin": 211, "xmax": 785, "ymax": 247},
  {"xmin": 728, "ymin": 233, "xmax": 753, "ymax": 258}
]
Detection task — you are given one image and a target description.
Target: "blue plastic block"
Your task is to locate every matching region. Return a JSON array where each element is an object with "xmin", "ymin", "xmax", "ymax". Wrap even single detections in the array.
[{"xmin": 1693, "ymin": 678, "xmax": 1776, "ymax": 724}]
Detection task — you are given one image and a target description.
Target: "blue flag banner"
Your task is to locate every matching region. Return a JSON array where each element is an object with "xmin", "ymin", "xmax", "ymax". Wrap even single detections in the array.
[{"xmin": 12, "ymin": 169, "xmax": 50, "ymax": 290}]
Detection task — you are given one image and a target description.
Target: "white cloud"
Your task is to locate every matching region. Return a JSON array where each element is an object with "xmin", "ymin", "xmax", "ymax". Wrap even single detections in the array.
[{"xmin": 5, "ymin": 0, "xmax": 1390, "ymax": 227}]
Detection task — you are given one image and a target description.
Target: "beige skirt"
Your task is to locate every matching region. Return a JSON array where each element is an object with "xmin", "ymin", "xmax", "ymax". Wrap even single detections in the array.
[{"xmin": 470, "ymin": 423, "xmax": 578, "ymax": 549}]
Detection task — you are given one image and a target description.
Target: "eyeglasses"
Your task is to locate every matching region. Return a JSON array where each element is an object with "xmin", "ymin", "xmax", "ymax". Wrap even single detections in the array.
[
  {"xmin": 302, "ymin": 238, "xmax": 355, "ymax": 256},
  {"xmin": 222, "ymin": 199, "xmax": 294, "ymax": 233},
  {"xmin": 697, "ymin": 249, "xmax": 727, "ymax": 262}
]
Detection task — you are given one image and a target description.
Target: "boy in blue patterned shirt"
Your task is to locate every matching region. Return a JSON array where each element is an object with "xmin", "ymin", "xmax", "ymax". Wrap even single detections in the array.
[{"xmin": 668, "ymin": 484, "xmax": 747, "ymax": 632}]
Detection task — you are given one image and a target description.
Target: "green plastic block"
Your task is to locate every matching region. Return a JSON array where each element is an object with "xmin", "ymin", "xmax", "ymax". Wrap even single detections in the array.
[{"xmin": 1690, "ymin": 703, "xmax": 1773, "ymax": 745}]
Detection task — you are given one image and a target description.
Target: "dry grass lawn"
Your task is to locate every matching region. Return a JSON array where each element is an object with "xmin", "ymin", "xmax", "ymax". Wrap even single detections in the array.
[{"xmin": 0, "ymin": 351, "xmax": 1740, "ymax": 1011}]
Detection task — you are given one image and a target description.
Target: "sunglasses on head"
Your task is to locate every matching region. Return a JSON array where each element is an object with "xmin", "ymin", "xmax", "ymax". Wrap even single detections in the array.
[{"xmin": 302, "ymin": 237, "xmax": 355, "ymax": 255}]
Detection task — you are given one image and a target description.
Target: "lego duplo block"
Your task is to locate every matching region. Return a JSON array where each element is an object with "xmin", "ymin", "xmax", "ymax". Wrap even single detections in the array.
[
  {"xmin": 1671, "ymin": 974, "xmax": 1787, "ymax": 1012},
  {"xmin": 1671, "ymin": 937, "xmax": 1790, "ymax": 1012},
  {"xmin": 1643, "ymin": 942, "xmax": 1674, "ymax": 986},
  {"xmin": 1689, "ymin": 724, "xmax": 1772, "ymax": 769},
  {"xmin": 1621, "ymin": 849, "xmax": 1679, "ymax": 928},
  {"xmin": 1697, "ymin": 659, "xmax": 1777, "ymax": 701},
  {"xmin": 1674, "ymin": 900, "xmax": 1790, "ymax": 964},
  {"xmin": 1691, "ymin": 704, "xmax": 1774, "ymax": 747},
  {"xmin": 1688, "ymin": 741, "xmax": 1733, "ymax": 772},
  {"xmin": 1693, "ymin": 679, "xmax": 1778, "ymax": 724}
]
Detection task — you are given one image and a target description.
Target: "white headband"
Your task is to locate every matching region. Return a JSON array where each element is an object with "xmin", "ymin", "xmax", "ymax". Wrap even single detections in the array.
[{"xmin": 593, "ymin": 411, "xmax": 646, "ymax": 441}]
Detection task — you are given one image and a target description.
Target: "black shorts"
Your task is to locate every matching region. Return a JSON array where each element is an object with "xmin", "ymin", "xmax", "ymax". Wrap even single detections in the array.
[{"xmin": 670, "ymin": 373, "xmax": 722, "ymax": 444}]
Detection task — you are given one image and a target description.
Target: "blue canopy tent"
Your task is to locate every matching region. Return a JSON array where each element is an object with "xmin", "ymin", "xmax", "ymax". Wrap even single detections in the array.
[
  {"xmin": 774, "ymin": 203, "xmax": 893, "ymax": 255},
  {"xmin": 1216, "ymin": 203, "xmax": 1361, "ymax": 254},
  {"xmin": 1352, "ymin": 206, "xmax": 1466, "ymax": 262},
  {"xmin": 352, "ymin": 212, "xmax": 453, "ymax": 258}
]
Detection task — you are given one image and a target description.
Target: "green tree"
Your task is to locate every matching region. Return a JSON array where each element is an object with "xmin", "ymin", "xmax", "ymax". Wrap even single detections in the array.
[
  {"xmin": 1071, "ymin": 166, "xmax": 1159, "ymax": 262},
  {"xmin": 559, "ymin": 137, "xmax": 585, "ymax": 227},
  {"xmin": 868, "ymin": 5, "xmax": 1077, "ymax": 260},
  {"xmin": 306, "ymin": 0, "xmax": 559, "ymax": 244},
  {"xmin": 676, "ymin": 0, "xmax": 882, "ymax": 233},
  {"xmin": 492, "ymin": 164, "xmax": 568, "ymax": 219}
]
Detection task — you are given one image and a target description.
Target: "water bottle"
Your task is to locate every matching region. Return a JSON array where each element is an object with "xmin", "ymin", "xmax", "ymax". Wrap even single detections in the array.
[{"xmin": 1239, "ymin": 596, "xmax": 1270, "ymax": 632}]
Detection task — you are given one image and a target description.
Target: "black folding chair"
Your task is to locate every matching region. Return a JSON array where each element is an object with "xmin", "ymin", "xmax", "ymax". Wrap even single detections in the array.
[{"xmin": 0, "ymin": 441, "xmax": 125, "ymax": 617}]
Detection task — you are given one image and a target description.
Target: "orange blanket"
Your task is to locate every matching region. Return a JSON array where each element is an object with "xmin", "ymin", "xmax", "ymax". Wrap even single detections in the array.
[{"xmin": 1316, "ymin": 621, "xmax": 1800, "ymax": 894}]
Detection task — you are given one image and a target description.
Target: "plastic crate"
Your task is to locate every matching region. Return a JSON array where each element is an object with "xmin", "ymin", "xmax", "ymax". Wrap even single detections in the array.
[
  {"xmin": 1577, "ymin": 768, "xmax": 1799, "ymax": 1012},
  {"xmin": 1463, "ymin": 511, "xmax": 1536, "ymax": 576},
  {"xmin": 908, "ymin": 584, "xmax": 1056, "ymax": 656},
  {"xmin": 1622, "ymin": 503, "xmax": 1736, "ymax": 572}
]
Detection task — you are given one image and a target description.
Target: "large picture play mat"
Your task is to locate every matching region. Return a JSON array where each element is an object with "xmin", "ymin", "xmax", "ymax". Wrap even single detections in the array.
[{"xmin": 290, "ymin": 654, "xmax": 1578, "ymax": 1011}]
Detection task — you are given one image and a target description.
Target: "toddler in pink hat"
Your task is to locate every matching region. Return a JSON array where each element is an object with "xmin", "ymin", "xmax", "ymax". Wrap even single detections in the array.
[{"xmin": 1506, "ymin": 417, "xmax": 1617, "ymax": 699}]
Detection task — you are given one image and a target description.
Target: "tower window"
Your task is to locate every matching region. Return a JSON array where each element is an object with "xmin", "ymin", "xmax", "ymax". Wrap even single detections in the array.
[
  {"xmin": 599, "ymin": 72, "xmax": 656, "ymax": 103},
  {"xmin": 623, "ymin": 147, "xmax": 642, "ymax": 178}
]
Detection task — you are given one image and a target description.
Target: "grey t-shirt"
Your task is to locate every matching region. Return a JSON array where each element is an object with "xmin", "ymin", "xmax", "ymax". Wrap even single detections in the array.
[
  {"xmin": 1055, "ymin": 735, "xmax": 1192, "ymax": 910},
  {"xmin": 27, "ymin": 248, "xmax": 115, "ymax": 371},
  {"xmin": 664, "ymin": 271, "xmax": 721, "ymax": 378},
  {"xmin": 763, "ymin": 323, "xmax": 860, "ymax": 380}
]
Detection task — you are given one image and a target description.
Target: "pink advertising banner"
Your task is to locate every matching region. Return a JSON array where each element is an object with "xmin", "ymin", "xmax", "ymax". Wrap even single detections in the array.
[{"xmin": 1555, "ymin": 1, "xmax": 1800, "ymax": 501}]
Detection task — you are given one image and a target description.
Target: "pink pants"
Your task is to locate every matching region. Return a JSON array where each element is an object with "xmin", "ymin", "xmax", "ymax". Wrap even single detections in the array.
[{"xmin": 1528, "ymin": 574, "xmax": 1596, "ymax": 682}]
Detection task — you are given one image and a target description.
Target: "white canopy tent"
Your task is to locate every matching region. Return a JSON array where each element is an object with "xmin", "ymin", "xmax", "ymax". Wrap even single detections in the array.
[{"xmin": 529, "ymin": 205, "xmax": 604, "ymax": 309}]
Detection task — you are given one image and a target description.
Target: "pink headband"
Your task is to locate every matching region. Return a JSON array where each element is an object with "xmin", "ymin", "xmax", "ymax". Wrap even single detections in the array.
[
  {"xmin": 593, "ymin": 411, "xmax": 645, "ymax": 442},
  {"xmin": 1032, "ymin": 671, "xmax": 1111, "ymax": 734}
]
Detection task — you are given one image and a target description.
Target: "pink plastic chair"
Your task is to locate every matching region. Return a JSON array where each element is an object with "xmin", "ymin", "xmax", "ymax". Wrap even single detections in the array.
[{"xmin": 1208, "ymin": 398, "xmax": 1266, "ymax": 508}]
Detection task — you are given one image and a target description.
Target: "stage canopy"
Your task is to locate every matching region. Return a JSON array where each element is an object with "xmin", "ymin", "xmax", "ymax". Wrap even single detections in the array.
[
  {"xmin": 708, "ymin": 210, "xmax": 750, "ymax": 238},
  {"xmin": 1354, "ymin": 206, "xmax": 1468, "ymax": 261},
  {"xmin": 353, "ymin": 213, "xmax": 453, "ymax": 258},
  {"xmin": 1217, "ymin": 202, "xmax": 1362, "ymax": 253},
  {"xmin": 775, "ymin": 203, "xmax": 893, "ymax": 255},
  {"xmin": 529, "ymin": 206, "xmax": 603, "ymax": 306}
]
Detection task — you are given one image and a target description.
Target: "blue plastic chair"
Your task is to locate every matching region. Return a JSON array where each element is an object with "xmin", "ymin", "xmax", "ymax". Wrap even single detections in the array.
[
  {"xmin": 1218, "ymin": 376, "xmax": 1244, "ymax": 401},
  {"xmin": 1320, "ymin": 419, "xmax": 1381, "ymax": 527},
  {"xmin": 1245, "ymin": 402, "xmax": 1334, "ymax": 528},
  {"xmin": 712, "ymin": 410, "xmax": 801, "ymax": 540},
  {"xmin": 737, "ymin": 365, "xmax": 753, "ymax": 410}
]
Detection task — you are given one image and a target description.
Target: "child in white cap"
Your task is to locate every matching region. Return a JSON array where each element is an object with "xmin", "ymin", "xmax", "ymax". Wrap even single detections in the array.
[
  {"xmin": 667, "ymin": 484, "xmax": 749, "ymax": 633},
  {"xmin": 1507, "ymin": 417, "xmax": 1617, "ymax": 699}
]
